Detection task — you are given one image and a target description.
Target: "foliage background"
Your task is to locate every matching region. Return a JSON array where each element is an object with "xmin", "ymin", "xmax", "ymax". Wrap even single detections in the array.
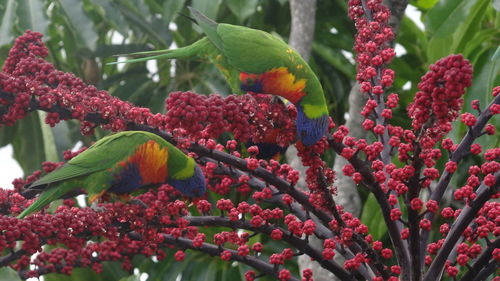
[{"xmin": 0, "ymin": 0, "xmax": 498, "ymax": 280}]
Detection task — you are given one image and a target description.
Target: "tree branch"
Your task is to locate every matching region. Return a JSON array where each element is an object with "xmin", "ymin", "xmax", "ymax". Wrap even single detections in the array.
[
  {"xmin": 420, "ymin": 93, "xmax": 500, "ymax": 255},
  {"xmin": 458, "ymin": 238, "xmax": 500, "ymax": 281},
  {"xmin": 406, "ymin": 140, "xmax": 424, "ymax": 281},
  {"xmin": 158, "ymin": 233, "xmax": 301, "ymax": 281},
  {"xmin": 328, "ymin": 136, "xmax": 411, "ymax": 275},
  {"xmin": 183, "ymin": 216, "xmax": 356, "ymax": 281},
  {"xmin": 423, "ymin": 173, "xmax": 500, "ymax": 281}
]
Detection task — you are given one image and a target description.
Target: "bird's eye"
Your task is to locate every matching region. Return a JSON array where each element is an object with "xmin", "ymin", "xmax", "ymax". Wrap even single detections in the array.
[{"xmin": 246, "ymin": 78, "xmax": 254, "ymax": 85}]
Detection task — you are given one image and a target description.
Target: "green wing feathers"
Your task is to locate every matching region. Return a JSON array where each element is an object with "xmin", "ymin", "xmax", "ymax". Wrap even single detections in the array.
[
  {"xmin": 30, "ymin": 131, "xmax": 140, "ymax": 187},
  {"xmin": 17, "ymin": 180, "xmax": 82, "ymax": 219},
  {"xmin": 18, "ymin": 131, "xmax": 207, "ymax": 218}
]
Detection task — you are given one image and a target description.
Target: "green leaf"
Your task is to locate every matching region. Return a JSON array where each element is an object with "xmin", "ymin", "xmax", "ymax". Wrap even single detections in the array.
[
  {"xmin": 147, "ymin": 252, "xmax": 194, "ymax": 280},
  {"xmin": 461, "ymin": 47, "xmax": 499, "ymax": 149},
  {"xmin": 462, "ymin": 29, "xmax": 500, "ymax": 60},
  {"xmin": 119, "ymin": 275, "xmax": 140, "ymax": 281},
  {"xmin": 413, "ymin": 0, "xmax": 439, "ymax": 10},
  {"xmin": 16, "ymin": 0, "xmax": 49, "ymax": 35},
  {"xmin": 465, "ymin": 49, "xmax": 498, "ymax": 110},
  {"xmin": 90, "ymin": 0, "xmax": 128, "ymax": 36},
  {"xmin": 427, "ymin": 35, "xmax": 454, "ymax": 63},
  {"xmin": 424, "ymin": 0, "xmax": 478, "ymax": 37},
  {"xmin": 45, "ymin": 262, "xmax": 129, "ymax": 281},
  {"xmin": 37, "ymin": 111, "xmax": 59, "ymax": 162},
  {"xmin": 0, "ymin": 124, "xmax": 17, "ymax": 147},
  {"xmin": 452, "ymin": 0, "xmax": 491, "ymax": 54},
  {"xmin": 115, "ymin": 2, "xmax": 171, "ymax": 46},
  {"xmin": 11, "ymin": 114, "xmax": 45, "ymax": 175},
  {"xmin": 191, "ymin": 0, "xmax": 222, "ymax": 21},
  {"xmin": 312, "ymin": 42, "xmax": 355, "ymax": 78},
  {"xmin": 163, "ymin": 0, "xmax": 187, "ymax": 24},
  {"xmin": 0, "ymin": 267, "xmax": 22, "ymax": 281},
  {"xmin": 486, "ymin": 47, "xmax": 500, "ymax": 94},
  {"xmin": 425, "ymin": 0, "xmax": 483, "ymax": 62},
  {"xmin": 95, "ymin": 44, "xmax": 153, "ymax": 58},
  {"xmin": 398, "ymin": 16, "xmax": 428, "ymax": 62},
  {"xmin": 51, "ymin": 122, "xmax": 74, "ymax": 160},
  {"xmin": 0, "ymin": 0, "xmax": 16, "ymax": 45},
  {"xmin": 57, "ymin": 0, "xmax": 98, "ymax": 51},
  {"xmin": 360, "ymin": 193, "xmax": 387, "ymax": 241},
  {"xmin": 197, "ymin": 260, "xmax": 218, "ymax": 281},
  {"xmin": 226, "ymin": 0, "xmax": 259, "ymax": 22}
]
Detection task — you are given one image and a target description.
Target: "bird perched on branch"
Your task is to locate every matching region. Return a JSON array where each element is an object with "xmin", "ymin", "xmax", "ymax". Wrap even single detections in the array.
[
  {"xmin": 17, "ymin": 131, "xmax": 206, "ymax": 219},
  {"xmin": 111, "ymin": 7, "xmax": 329, "ymax": 146}
]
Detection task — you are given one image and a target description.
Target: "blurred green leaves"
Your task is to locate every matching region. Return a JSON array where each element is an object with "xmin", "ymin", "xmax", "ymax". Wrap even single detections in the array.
[
  {"xmin": 58, "ymin": 0, "xmax": 99, "ymax": 51},
  {"xmin": 0, "ymin": 268, "xmax": 23, "ymax": 281},
  {"xmin": 226, "ymin": 0, "xmax": 260, "ymax": 22},
  {"xmin": 360, "ymin": 194, "xmax": 387, "ymax": 241},
  {"xmin": 16, "ymin": 0, "xmax": 50, "ymax": 36},
  {"xmin": 0, "ymin": 1, "xmax": 15, "ymax": 43}
]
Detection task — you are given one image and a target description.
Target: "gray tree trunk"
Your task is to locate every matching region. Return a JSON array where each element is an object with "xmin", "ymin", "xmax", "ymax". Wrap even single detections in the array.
[{"xmin": 289, "ymin": 0, "xmax": 316, "ymax": 61}]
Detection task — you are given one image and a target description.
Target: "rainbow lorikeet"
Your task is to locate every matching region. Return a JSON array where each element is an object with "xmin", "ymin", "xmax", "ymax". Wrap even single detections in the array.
[
  {"xmin": 17, "ymin": 131, "xmax": 206, "ymax": 219},
  {"xmin": 113, "ymin": 7, "xmax": 329, "ymax": 146}
]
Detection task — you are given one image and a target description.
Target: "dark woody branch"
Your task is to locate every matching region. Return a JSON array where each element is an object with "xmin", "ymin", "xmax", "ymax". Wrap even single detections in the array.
[
  {"xmin": 420, "ymin": 93, "xmax": 500, "ymax": 255},
  {"xmin": 423, "ymin": 173, "xmax": 500, "ymax": 281},
  {"xmin": 180, "ymin": 216, "xmax": 356, "ymax": 281},
  {"xmin": 328, "ymin": 135, "xmax": 411, "ymax": 276},
  {"xmin": 458, "ymin": 238, "xmax": 500, "ymax": 281},
  {"xmin": 158, "ymin": 233, "xmax": 301, "ymax": 281}
]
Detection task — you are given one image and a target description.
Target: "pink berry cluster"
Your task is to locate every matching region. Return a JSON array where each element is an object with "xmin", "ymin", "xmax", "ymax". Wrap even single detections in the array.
[
  {"xmin": 348, "ymin": 0, "xmax": 396, "ymax": 134},
  {"xmin": 165, "ymin": 91, "xmax": 296, "ymax": 145},
  {"xmin": 407, "ymin": 54, "xmax": 473, "ymax": 146}
]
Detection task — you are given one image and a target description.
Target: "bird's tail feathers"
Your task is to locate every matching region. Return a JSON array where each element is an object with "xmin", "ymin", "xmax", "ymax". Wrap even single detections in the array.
[
  {"xmin": 113, "ymin": 49, "xmax": 173, "ymax": 58},
  {"xmin": 17, "ymin": 182, "xmax": 75, "ymax": 219},
  {"xmin": 108, "ymin": 38, "xmax": 210, "ymax": 65}
]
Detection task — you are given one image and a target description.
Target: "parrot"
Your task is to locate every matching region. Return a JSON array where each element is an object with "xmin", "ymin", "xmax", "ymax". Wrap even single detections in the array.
[
  {"xmin": 111, "ymin": 7, "xmax": 329, "ymax": 146},
  {"xmin": 17, "ymin": 131, "xmax": 206, "ymax": 219}
]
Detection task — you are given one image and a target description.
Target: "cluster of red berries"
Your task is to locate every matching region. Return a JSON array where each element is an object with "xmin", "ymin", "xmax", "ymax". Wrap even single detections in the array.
[
  {"xmin": 165, "ymin": 91, "xmax": 296, "ymax": 146},
  {"xmin": 407, "ymin": 54, "xmax": 473, "ymax": 147},
  {"xmin": 348, "ymin": 0, "xmax": 397, "ymax": 142}
]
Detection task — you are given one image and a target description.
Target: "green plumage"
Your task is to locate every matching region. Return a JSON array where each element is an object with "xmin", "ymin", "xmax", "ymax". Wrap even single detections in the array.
[{"xmin": 17, "ymin": 131, "xmax": 206, "ymax": 219}]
